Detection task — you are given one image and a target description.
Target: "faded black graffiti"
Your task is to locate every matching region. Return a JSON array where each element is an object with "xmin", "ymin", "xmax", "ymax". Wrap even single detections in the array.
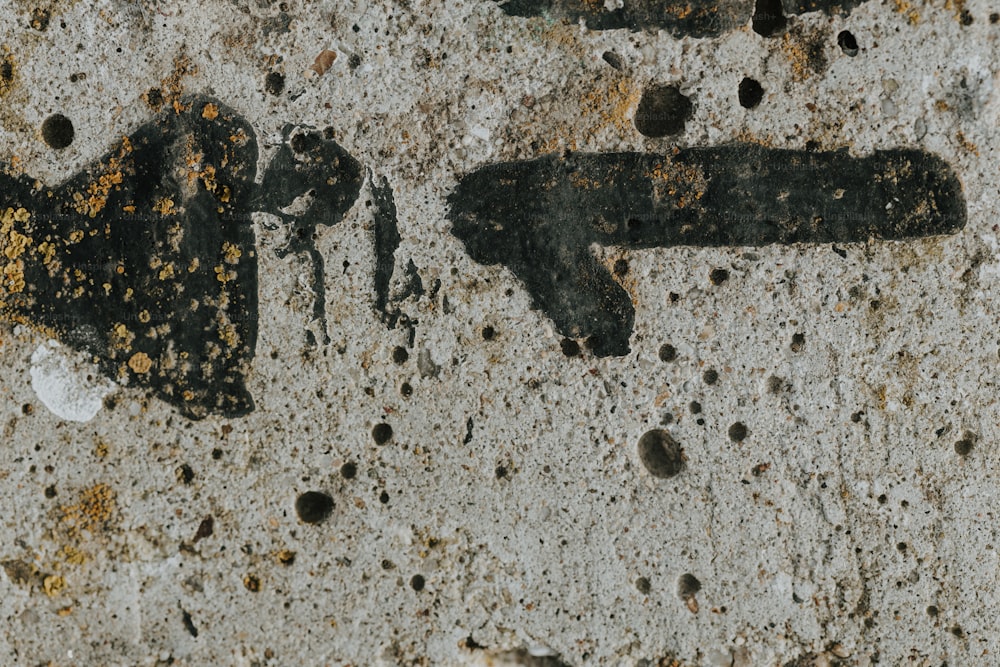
[
  {"xmin": 494, "ymin": 0, "xmax": 866, "ymax": 36},
  {"xmin": 447, "ymin": 145, "xmax": 966, "ymax": 357},
  {"xmin": 0, "ymin": 95, "xmax": 367, "ymax": 418}
]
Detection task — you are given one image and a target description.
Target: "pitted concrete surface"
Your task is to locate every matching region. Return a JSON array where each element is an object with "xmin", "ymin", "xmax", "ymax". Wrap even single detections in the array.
[{"xmin": 1, "ymin": 0, "xmax": 999, "ymax": 665}]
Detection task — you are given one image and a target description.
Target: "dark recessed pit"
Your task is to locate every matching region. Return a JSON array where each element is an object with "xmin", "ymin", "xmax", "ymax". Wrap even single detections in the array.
[
  {"xmin": 560, "ymin": 338, "xmax": 581, "ymax": 357},
  {"xmin": 633, "ymin": 84, "xmax": 692, "ymax": 138},
  {"xmin": 41, "ymin": 113, "xmax": 74, "ymax": 149},
  {"xmin": 677, "ymin": 573, "xmax": 702, "ymax": 599},
  {"xmin": 659, "ymin": 343, "xmax": 677, "ymax": 362},
  {"xmin": 264, "ymin": 71, "xmax": 285, "ymax": 96},
  {"xmin": 738, "ymin": 78, "xmax": 764, "ymax": 109},
  {"xmin": 728, "ymin": 422, "xmax": 748, "ymax": 442},
  {"xmin": 955, "ymin": 432, "xmax": 976, "ymax": 456},
  {"xmin": 637, "ymin": 429, "xmax": 684, "ymax": 478},
  {"xmin": 837, "ymin": 30, "xmax": 859, "ymax": 56},
  {"xmin": 295, "ymin": 491, "xmax": 334, "ymax": 524},
  {"xmin": 372, "ymin": 422, "xmax": 393, "ymax": 445},
  {"xmin": 752, "ymin": 0, "xmax": 786, "ymax": 36}
]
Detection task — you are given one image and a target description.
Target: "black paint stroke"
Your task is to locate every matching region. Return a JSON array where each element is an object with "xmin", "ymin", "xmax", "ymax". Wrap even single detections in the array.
[
  {"xmin": 370, "ymin": 171, "xmax": 401, "ymax": 322},
  {"xmin": 259, "ymin": 125, "xmax": 364, "ymax": 345},
  {"xmin": 495, "ymin": 0, "xmax": 866, "ymax": 37},
  {"xmin": 447, "ymin": 145, "xmax": 966, "ymax": 357},
  {"xmin": 0, "ymin": 95, "xmax": 365, "ymax": 419}
]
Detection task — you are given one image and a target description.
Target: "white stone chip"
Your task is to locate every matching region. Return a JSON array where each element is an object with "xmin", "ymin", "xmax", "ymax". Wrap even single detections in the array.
[{"xmin": 29, "ymin": 340, "xmax": 116, "ymax": 422}]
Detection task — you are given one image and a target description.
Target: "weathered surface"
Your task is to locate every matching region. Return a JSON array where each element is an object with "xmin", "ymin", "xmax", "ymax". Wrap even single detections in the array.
[{"xmin": 0, "ymin": 0, "xmax": 997, "ymax": 665}]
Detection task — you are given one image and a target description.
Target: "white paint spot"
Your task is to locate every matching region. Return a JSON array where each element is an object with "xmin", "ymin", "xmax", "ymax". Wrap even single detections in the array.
[{"xmin": 30, "ymin": 340, "xmax": 116, "ymax": 422}]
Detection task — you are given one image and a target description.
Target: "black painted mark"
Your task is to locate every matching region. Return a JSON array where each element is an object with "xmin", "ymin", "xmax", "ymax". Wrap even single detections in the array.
[
  {"xmin": 0, "ymin": 95, "xmax": 365, "ymax": 418},
  {"xmin": 371, "ymin": 172, "xmax": 402, "ymax": 323},
  {"xmin": 494, "ymin": 0, "xmax": 866, "ymax": 36},
  {"xmin": 448, "ymin": 145, "xmax": 965, "ymax": 357},
  {"xmin": 259, "ymin": 124, "xmax": 364, "ymax": 345},
  {"xmin": 181, "ymin": 607, "xmax": 199, "ymax": 637}
]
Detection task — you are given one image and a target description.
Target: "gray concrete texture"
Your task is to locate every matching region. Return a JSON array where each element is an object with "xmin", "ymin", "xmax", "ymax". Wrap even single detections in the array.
[{"xmin": 0, "ymin": 0, "xmax": 998, "ymax": 665}]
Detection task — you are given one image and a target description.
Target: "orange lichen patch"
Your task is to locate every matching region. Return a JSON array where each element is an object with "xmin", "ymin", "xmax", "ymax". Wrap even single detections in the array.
[
  {"xmin": 59, "ymin": 545, "xmax": 87, "ymax": 566},
  {"xmin": 153, "ymin": 197, "xmax": 176, "ymax": 215},
  {"xmin": 4, "ymin": 155, "xmax": 26, "ymax": 178},
  {"xmin": 72, "ymin": 137, "xmax": 132, "ymax": 218},
  {"xmin": 956, "ymin": 131, "xmax": 979, "ymax": 155},
  {"xmin": 201, "ymin": 102, "xmax": 219, "ymax": 120},
  {"xmin": 648, "ymin": 155, "xmax": 707, "ymax": 210},
  {"xmin": 781, "ymin": 33, "xmax": 813, "ymax": 81},
  {"xmin": 218, "ymin": 322, "xmax": 239, "ymax": 348},
  {"xmin": 60, "ymin": 483, "xmax": 117, "ymax": 537},
  {"xmin": 222, "ymin": 241, "xmax": 242, "ymax": 264},
  {"xmin": 539, "ymin": 21, "xmax": 581, "ymax": 50},
  {"xmin": 128, "ymin": 351, "xmax": 153, "ymax": 373},
  {"xmin": 579, "ymin": 78, "xmax": 642, "ymax": 136},
  {"xmin": 142, "ymin": 55, "xmax": 198, "ymax": 111},
  {"xmin": 229, "ymin": 129, "xmax": 249, "ymax": 146},
  {"xmin": 0, "ymin": 207, "xmax": 32, "ymax": 299},
  {"xmin": 892, "ymin": 0, "xmax": 920, "ymax": 24},
  {"xmin": 214, "ymin": 264, "xmax": 235, "ymax": 284},
  {"xmin": 110, "ymin": 323, "xmax": 135, "ymax": 351},
  {"xmin": 43, "ymin": 574, "xmax": 65, "ymax": 597}
]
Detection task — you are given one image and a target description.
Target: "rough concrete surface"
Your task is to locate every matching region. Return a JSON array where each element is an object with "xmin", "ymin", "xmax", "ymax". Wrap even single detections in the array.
[{"xmin": 0, "ymin": 0, "xmax": 998, "ymax": 665}]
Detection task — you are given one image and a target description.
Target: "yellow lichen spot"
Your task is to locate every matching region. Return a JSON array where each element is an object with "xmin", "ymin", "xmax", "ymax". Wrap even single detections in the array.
[
  {"xmin": 202, "ymin": 103, "xmax": 219, "ymax": 120},
  {"xmin": 68, "ymin": 229, "xmax": 84, "ymax": 244},
  {"xmin": 222, "ymin": 241, "xmax": 242, "ymax": 264},
  {"xmin": 60, "ymin": 483, "xmax": 117, "ymax": 536},
  {"xmin": 60, "ymin": 545, "xmax": 87, "ymax": 566},
  {"xmin": 2, "ymin": 260, "xmax": 26, "ymax": 293},
  {"xmin": 57, "ymin": 606, "xmax": 73, "ymax": 616},
  {"xmin": 158, "ymin": 263, "xmax": 175, "ymax": 280},
  {"xmin": 122, "ymin": 205, "xmax": 136, "ymax": 214},
  {"xmin": 111, "ymin": 323, "xmax": 135, "ymax": 350},
  {"xmin": 124, "ymin": 287, "xmax": 134, "ymax": 302},
  {"xmin": 116, "ymin": 264, "xmax": 125, "ymax": 274},
  {"xmin": 182, "ymin": 390, "xmax": 195, "ymax": 401},
  {"xmin": 36, "ymin": 241, "xmax": 56, "ymax": 265},
  {"xmin": 188, "ymin": 258, "xmax": 200, "ymax": 273},
  {"xmin": 94, "ymin": 440, "xmax": 109, "ymax": 458},
  {"xmin": 138, "ymin": 310, "xmax": 151, "ymax": 323},
  {"xmin": 128, "ymin": 351, "xmax": 153, "ymax": 374},
  {"xmin": 43, "ymin": 574, "xmax": 65, "ymax": 597},
  {"xmin": 1, "ymin": 207, "xmax": 32, "ymax": 293},
  {"xmin": 102, "ymin": 282, "xmax": 112, "ymax": 295},
  {"xmin": 893, "ymin": 0, "xmax": 920, "ymax": 24},
  {"xmin": 214, "ymin": 265, "xmax": 234, "ymax": 283},
  {"xmin": 218, "ymin": 323, "xmax": 239, "ymax": 348},
  {"xmin": 153, "ymin": 197, "xmax": 176, "ymax": 215}
]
